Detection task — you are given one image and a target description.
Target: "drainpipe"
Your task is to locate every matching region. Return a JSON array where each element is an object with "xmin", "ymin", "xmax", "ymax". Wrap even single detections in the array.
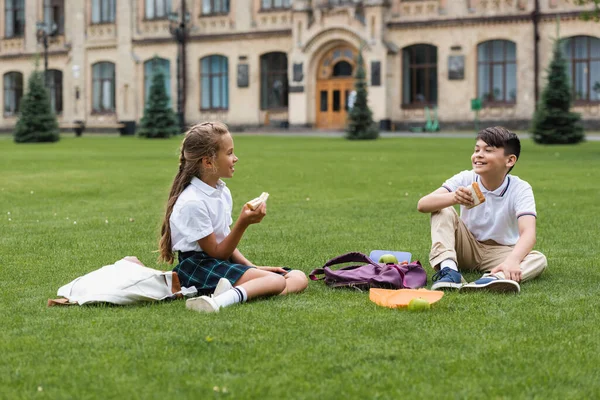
[{"xmin": 532, "ymin": 0, "xmax": 540, "ymax": 108}]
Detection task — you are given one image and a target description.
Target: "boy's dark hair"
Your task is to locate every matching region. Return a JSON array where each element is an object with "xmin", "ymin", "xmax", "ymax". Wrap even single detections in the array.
[{"xmin": 476, "ymin": 126, "xmax": 521, "ymax": 172}]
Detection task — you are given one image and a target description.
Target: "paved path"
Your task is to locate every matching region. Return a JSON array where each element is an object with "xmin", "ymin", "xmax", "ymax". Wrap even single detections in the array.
[{"xmin": 233, "ymin": 129, "xmax": 600, "ymax": 141}]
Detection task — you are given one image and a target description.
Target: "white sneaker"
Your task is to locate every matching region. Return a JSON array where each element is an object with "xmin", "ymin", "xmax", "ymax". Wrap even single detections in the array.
[
  {"xmin": 212, "ymin": 278, "xmax": 233, "ymax": 298},
  {"xmin": 186, "ymin": 295, "xmax": 220, "ymax": 313}
]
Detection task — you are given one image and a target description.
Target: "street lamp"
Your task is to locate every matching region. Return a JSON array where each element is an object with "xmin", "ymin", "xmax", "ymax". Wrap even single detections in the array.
[
  {"xmin": 36, "ymin": 20, "xmax": 58, "ymax": 88},
  {"xmin": 169, "ymin": 4, "xmax": 191, "ymax": 133}
]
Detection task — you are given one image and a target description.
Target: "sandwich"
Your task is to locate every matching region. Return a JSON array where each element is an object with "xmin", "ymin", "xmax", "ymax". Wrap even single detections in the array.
[
  {"xmin": 246, "ymin": 192, "xmax": 269, "ymax": 210},
  {"xmin": 466, "ymin": 182, "xmax": 485, "ymax": 209}
]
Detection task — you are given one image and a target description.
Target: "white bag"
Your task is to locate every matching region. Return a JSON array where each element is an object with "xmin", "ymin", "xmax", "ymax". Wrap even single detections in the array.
[{"xmin": 53, "ymin": 257, "xmax": 197, "ymax": 305}]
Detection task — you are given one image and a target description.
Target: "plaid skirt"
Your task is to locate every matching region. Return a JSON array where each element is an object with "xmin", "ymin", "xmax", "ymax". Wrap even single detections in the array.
[{"xmin": 173, "ymin": 251, "xmax": 254, "ymax": 295}]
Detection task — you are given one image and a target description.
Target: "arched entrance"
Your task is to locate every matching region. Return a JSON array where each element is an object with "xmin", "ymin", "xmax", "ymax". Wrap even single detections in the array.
[{"xmin": 315, "ymin": 45, "xmax": 357, "ymax": 129}]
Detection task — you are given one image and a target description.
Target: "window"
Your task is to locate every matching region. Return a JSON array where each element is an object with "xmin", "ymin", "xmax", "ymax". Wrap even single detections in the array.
[
  {"xmin": 47, "ymin": 70, "xmax": 63, "ymax": 114},
  {"xmin": 5, "ymin": 0, "xmax": 25, "ymax": 38},
  {"xmin": 561, "ymin": 36, "xmax": 600, "ymax": 102},
  {"xmin": 92, "ymin": 62, "xmax": 115, "ymax": 112},
  {"xmin": 202, "ymin": 0, "xmax": 229, "ymax": 15},
  {"xmin": 332, "ymin": 61, "xmax": 352, "ymax": 77},
  {"xmin": 260, "ymin": 52, "xmax": 288, "ymax": 109},
  {"xmin": 402, "ymin": 44, "xmax": 437, "ymax": 106},
  {"xmin": 200, "ymin": 55, "xmax": 228, "ymax": 110},
  {"xmin": 44, "ymin": 0, "xmax": 64, "ymax": 35},
  {"xmin": 146, "ymin": 0, "xmax": 171, "ymax": 19},
  {"xmin": 144, "ymin": 58, "xmax": 171, "ymax": 106},
  {"xmin": 91, "ymin": 0, "xmax": 116, "ymax": 24},
  {"xmin": 261, "ymin": 0, "xmax": 292, "ymax": 10},
  {"xmin": 477, "ymin": 40, "xmax": 516, "ymax": 104},
  {"xmin": 3, "ymin": 72, "xmax": 23, "ymax": 116}
]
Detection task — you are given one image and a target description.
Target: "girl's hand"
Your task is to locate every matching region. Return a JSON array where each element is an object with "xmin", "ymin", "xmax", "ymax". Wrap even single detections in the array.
[
  {"xmin": 256, "ymin": 266, "xmax": 288, "ymax": 274},
  {"xmin": 238, "ymin": 202, "xmax": 266, "ymax": 226},
  {"xmin": 454, "ymin": 186, "xmax": 474, "ymax": 207}
]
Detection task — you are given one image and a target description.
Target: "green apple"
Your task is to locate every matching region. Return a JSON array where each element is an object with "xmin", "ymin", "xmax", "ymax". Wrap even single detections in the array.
[
  {"xmin": 378, "ymin": 254, "xmax": 398, "ymax": 264},
  {"xmin": 407, "ymin": 297, "xmax": 431, "ymax": 311}
]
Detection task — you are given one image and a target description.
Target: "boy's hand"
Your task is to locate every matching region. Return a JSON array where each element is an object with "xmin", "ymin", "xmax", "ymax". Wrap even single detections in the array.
[
  {"xmin": 239, "ymin": 202, "xmax": 266, "ymax": 226},
  {"xmin": 454, "ymin": 186, "xmax": 474, "ymax": 207},
  {"xmin": 491, "ymin": 260, "xmax": 522, "ymax": 282}
]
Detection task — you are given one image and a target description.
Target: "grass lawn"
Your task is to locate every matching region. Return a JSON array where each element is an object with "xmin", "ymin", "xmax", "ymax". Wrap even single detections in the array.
[{"xmin": 1, "ymin": 134, "xmax": 599, "ymax": 399}]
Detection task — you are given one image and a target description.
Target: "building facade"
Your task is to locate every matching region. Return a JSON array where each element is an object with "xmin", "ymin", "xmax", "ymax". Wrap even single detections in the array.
[{"xmin": 1, "ymin": 0, "xmax": 599, "ymax": 132}]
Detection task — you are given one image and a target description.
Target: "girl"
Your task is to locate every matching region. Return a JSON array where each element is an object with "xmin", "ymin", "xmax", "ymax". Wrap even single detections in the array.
[{"xmin": 159, "ymin": 122, "xmax": 308, "ymax": 313}]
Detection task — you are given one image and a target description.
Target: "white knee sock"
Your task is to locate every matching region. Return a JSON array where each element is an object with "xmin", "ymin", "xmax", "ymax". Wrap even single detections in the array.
[
  {"xmin": 440, "ymin": 259, "xmax": 458, "ymax": 271},
  {"xmin": 213, "ymin": 287, "xmax": 248, "ymax": 309}
]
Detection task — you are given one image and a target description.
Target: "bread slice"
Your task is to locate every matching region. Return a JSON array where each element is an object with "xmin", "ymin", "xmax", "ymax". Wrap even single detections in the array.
[
  {"xmin": 246, "ymin": 192, "xmax": 269, "ymax": 210},
  {"xmin": 466, "ymin": 182, "xmax": 485, "ymax": 209}
]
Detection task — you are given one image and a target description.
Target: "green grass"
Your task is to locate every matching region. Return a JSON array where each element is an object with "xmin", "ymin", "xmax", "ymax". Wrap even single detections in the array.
[{"xmin": 1, "ymin": 135, "xmax": 599, "ymax": 399}]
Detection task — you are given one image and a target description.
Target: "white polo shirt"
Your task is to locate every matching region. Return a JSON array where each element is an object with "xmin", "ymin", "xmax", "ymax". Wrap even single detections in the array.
[
  {"xmin": 442, "ymin": 170, "xmax": 537, "ymax": 246},
  {"xmin": 170, "ymin": 177, "xmax": 233, "ymax": 252}
]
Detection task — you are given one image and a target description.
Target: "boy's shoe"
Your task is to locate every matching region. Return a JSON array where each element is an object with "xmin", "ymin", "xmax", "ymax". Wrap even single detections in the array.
[
  {"xmin": 186, "ymin": 295, "xmax": 220, "ymax": 313},
  {"xmin": 460, "ymin": 274, "xmax": 520, "ymax": 294},
  {"xmin": 431, "ymin": 267, "xmax": 466, "ymax": 290},
  {"xmin": 212, "ymin": 278, "xmax": 233, "ymax": 298}
]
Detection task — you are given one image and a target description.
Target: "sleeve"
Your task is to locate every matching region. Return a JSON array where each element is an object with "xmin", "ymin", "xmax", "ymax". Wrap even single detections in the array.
[
  {"xmin": 514, "ymin": 184, "xmax": 537, "ymax": 219},
  {"xmin": 224, "ymin": 187, "xmax": 233, "ymax": 227},
  {"xmin": 175, "ymin": 201, "xmax": 214, "ymax": 242},
  {"xmin": 442, "ymin": 170, "xmax": 471, "ymax": 192}
]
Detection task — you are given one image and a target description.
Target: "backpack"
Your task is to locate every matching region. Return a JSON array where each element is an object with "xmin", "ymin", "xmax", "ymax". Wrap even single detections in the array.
[{"xmin": 309, "ymin": 252, "xmax": 427, "ymax": 290}]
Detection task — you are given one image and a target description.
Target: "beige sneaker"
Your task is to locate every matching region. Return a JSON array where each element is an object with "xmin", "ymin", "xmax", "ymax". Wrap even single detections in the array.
[
  {"xmin": 186, "ymin": 295, "xmax": 220, "ymax": 313},
  {"xmin": 212, "ymin": 278, "xmax": 233, "ymax": 298}
]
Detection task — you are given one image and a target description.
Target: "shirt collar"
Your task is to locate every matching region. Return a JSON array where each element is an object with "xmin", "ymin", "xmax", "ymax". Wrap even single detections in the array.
[
  {"xmin": 475, "ymin": 174, "xmax": 511, "ymax": 197},
  {"xmin": 190, "ymin": 176, "xmax": 226, "ymax": 196}
]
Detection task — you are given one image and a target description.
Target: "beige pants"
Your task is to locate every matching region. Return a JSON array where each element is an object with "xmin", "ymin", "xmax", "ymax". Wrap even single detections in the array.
[{"xmin": 429, "ymin": 207, "xmax": 547, "ymax": 282}]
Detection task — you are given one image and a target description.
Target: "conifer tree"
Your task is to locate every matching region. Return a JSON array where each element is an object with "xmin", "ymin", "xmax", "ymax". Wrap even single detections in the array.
[
  {"xmin": 531, "ymin": 38, "xmax": 584, "ymax": 145},
  {"xmin": 14, "ymin": 68, "xmax": 59, "ymax": 143},
  {"xmin": 138, "ymin": 62, "xmax": 178, "ymax": 139},
  {"xmin": 346, "ymin": 49, "xmax": 379, "ymax": 140}
]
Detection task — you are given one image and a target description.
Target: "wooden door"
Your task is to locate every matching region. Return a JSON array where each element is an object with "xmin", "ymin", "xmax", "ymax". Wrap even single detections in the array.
[{"xmin": 316, "ymin": 78, "xmax": 355, "ymax": 129}]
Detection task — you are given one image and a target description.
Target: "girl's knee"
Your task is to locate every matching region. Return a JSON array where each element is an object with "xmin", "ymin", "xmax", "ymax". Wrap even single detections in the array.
[
  {"xmin": 269, "ymin": 274, "xmax": 287, "ymax": 293},
  {"xmin": 287, "ymin": 270, "xmax": 308, "ymax": 289}
]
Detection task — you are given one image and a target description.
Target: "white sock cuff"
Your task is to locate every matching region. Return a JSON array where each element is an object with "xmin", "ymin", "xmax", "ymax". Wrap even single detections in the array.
[
  {"xmin": 440, "ymin": 259, "xmax": 458, "ymax": 271},
  {"xmin": 235, "ymin": 286, "xmax": 248, "ymax": 303}
]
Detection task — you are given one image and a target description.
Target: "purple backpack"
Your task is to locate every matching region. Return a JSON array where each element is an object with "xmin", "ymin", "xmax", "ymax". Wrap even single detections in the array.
[{"xmin": 309, "ymin": 252, "xmax": 427, "ymax": 290}]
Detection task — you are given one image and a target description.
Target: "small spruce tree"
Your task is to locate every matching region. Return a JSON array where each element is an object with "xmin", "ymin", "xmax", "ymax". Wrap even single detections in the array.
[
  {"xmin": 532, "ymin": 38, "xmax": 585, "ymax": 144},
  {"xmin": 138, "ymin": 63, "xmax": 179, "ymax": 139},
  {"xmin": 346, "ymin": 49, "xmax": 379, "ymax": 140},
  {"xmin": 14, "ymin": 68, "xmax": 59, "ymax": 143}
]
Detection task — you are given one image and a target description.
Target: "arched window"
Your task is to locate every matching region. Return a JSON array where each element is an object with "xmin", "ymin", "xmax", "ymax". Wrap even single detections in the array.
[
  {"xmin": 47, "ymin": 69, "xmax": 63, "ymax": 114},
  {"xmin": 3, "ymin": 71, "xmax": 23, "ymax": 116},
  {"xmin": 561, "ymin": 36, "xmax": 600, "ymax": 102},
  {"xmin": 91, "ymin": 0, "xmax": 115, "ymax": 23},
  {"xmin": 146, "ymin": 0, "xmax": 171, "ymax": 19},
  {"xmin": 4, "ymin": 0, "xmax": 25, "ymax": 37},
  {"xmin": 477, "ymin": 40, "xmax": 517, "ymax": 104},
  {"xmin": 260, "ymin": 52, "xmax": 288, "ymax": 109},
  {"xmin": 402, "ymin": 44, "xmax": 437, "ymax": 106},
  {"xmin": 92, "ymin": 62, "xmax": 115, "ymax": 112},
  {"xmin": 200, "ymin": 55, "xmax": 228, "ymax": 110},
  {"xmin": 332, "ymin": 61, "xmax": 353, "ymax": 77},
  {"xmin": 144, "ymin": 57, "xmax": 171, "ymax": 107}
]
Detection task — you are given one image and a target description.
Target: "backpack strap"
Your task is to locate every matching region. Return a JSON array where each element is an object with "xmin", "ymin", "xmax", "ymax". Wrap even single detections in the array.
[
  {"xmin": 322, "ymin": 252, "xmax": 378, "ymax": 268},
  {"xmin": 309, "ymin": 252, "xmax": 377, "ymax": 281},
  {"xmin": 308, "ymin": 268, "xmax": 325, "ymax": 281}
]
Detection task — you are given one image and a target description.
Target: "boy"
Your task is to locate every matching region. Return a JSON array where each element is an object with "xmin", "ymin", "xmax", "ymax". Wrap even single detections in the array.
[{"xmin": 416, "ymin": 127, "xmax": 547, "ymax": 293}]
